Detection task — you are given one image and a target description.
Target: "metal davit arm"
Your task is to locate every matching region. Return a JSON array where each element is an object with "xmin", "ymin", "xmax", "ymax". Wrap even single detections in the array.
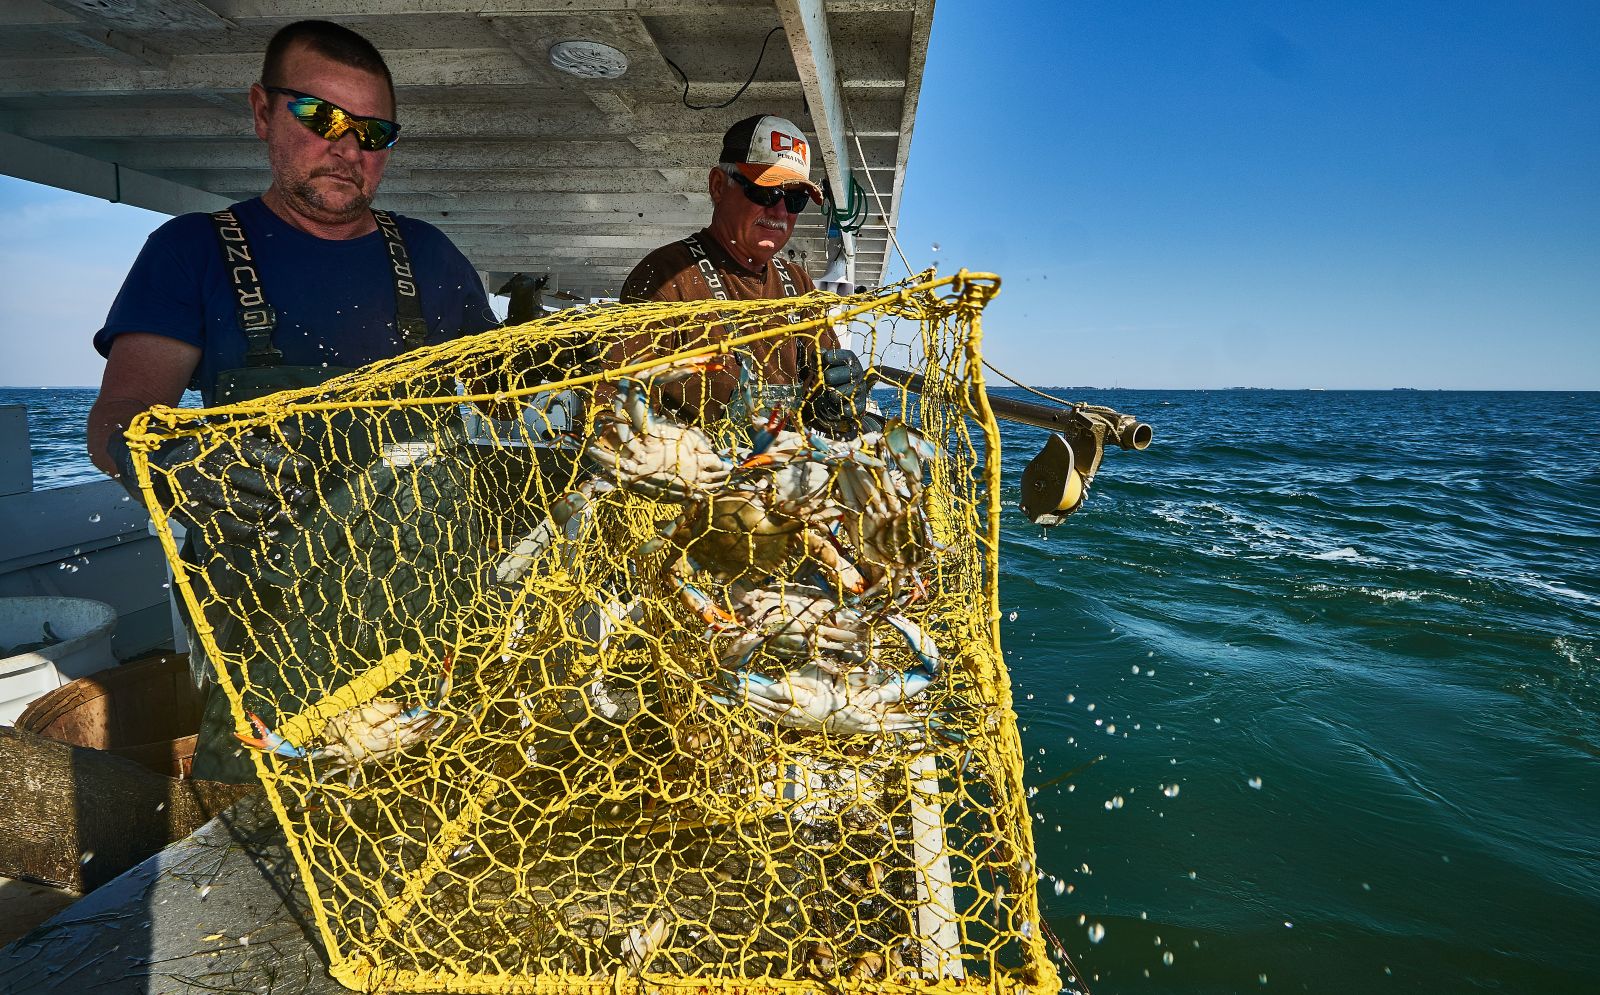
[{"xmin": 871, "ymin": 365, "xmax": 1153, "ymax": 528}]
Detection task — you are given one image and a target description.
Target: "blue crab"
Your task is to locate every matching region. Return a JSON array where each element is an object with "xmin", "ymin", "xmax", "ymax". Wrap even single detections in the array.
[
  {"xmin": 573, "ymin": 355, "xmax": 734, "ymax": 507},
  {"xmin": 830, "ymin": 420, "xmax": 942, "ymax": 598},
  {"xmin": 715, "ymin": 613, "xmax": 953, "ymax": 738},
  {"xmin": 720, "ymin": 578, "xmax": 871, "ymax": 660},
  {"xmin": 236, "ymin": 656, "xmax": 457, "ymax": 784}
]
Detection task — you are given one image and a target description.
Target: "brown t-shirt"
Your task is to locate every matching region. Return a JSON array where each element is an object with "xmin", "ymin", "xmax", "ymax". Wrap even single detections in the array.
[{"xmin": 614, "ymin": 229, "xmax": 831, "ymax": 419}]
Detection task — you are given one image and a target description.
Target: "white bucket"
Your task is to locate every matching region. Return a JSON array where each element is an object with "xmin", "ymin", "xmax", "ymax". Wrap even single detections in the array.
[{"xmin": 0, "ymin": 597, "xmax": 118, "ymax": 726}]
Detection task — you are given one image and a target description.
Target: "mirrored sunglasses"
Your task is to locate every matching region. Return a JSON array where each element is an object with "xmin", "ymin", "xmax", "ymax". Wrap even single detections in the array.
[
  {"xmin": 265, "ymin": 86, "xmax": 401, "ymax": 151},
  {"xmin": 728, "ymin": 169, "xmax": 812, "ymax": 214}
]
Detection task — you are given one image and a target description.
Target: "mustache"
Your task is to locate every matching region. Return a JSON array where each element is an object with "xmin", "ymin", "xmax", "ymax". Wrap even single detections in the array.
[{"xmin": 754, "ymin": 218, "xmax": 788, "ymax": 231}]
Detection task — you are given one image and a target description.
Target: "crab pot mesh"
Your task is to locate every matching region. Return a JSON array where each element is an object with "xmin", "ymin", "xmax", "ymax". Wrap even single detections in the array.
[{"xmin": 129, "ymin": 271, "xmax": 1057, "ymax": 994}]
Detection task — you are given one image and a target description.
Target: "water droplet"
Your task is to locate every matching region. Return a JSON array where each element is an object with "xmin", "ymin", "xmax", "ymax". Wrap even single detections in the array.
[
  {"xmin": 1259, "ymin": 973, "xmax": 1269, "ymax": 985},
  {"xmin": 1248, "ymin": 776, "xmax": 1263, "ymax": 789},
  {"xmin": 1087, "ymin": 923, "xmax": 1105, "ymax": 944},
  {"xmin": 1007, "ymin": 611, "xmax": 1018, "ymax": 621},
  {"xmin": 1131, "ymin": 664, "xmax": 1140, "ymax": 674},
  {"xmin": 931, "ymin": 242, "xmax": 941, "ymax": 252},
  {"xmin": 1086, "ymin": 703, "xmax": 1096, "ymax": 712},
  {"xmin": 1283, "ymin": 921, "xmax": 1293, "ymax": 928},
  {"xmin": 1066, "ymin": 694, "xmax": 1075, "ymax": 703},
  {"xmin": 1053, "ymin": 879, "xmax": 1065, "ymax": 895},
  {"xmin": 1112, "ymin": 795, "xmax": 1124, "ymax": 809},
  {"xmin": 88, "ymin": 513, "xmax": 101, "ymax": 523},
  {"xmin": 1163, "ymin": 784, "xmax": 1180, "ymax": 798},
  {"xmin": 80, "ymin": 850, "xmax": 95, "ymax": 863},
  {"xmin": 1188, "ymin": 870, "xmax": 1197, "ymax": 880},
  {"xmin": 1163, "ymin": 951, "xmax": 1174, "ymax": 966}
]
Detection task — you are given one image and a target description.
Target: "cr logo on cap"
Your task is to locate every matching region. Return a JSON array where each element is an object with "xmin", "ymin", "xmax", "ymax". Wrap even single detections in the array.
[{"xmin": 771, "ymin": 131, "xmax": 808, "ymax": 160}]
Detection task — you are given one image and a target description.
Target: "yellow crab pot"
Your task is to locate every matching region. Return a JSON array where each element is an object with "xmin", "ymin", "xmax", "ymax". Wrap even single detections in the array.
[{"xmin": 129, "ymin": 271, "xmax": 1058, "ymax": 995}]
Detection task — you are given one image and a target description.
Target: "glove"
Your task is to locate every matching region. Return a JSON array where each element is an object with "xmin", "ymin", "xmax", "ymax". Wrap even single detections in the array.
[
  {"xmin": 109, "ymin": 426, "xmax": 315, "ymax": 545},
  {"xmin": 805, "ymin": 347, "xmax": 871, "ymax": 435}
]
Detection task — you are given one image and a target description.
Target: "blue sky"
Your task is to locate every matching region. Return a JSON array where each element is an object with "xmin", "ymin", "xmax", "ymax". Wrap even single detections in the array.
[{"xmin": 2, "ymin": 0, "xmax": 1597, "ymax": 389}]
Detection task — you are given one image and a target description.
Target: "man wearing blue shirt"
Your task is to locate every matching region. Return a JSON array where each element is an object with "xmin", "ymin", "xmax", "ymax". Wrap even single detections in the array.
[
  {"xmin": 88, "ymin": 19, "xmax": 494, "ymax": 461},
  {"xmin": 84, "ymin": 20, "xmax": 497, "ymax": 782}
]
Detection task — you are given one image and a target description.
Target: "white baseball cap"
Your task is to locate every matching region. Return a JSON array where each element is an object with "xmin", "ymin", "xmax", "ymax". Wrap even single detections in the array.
[{"xmin": 719, "ymin": 114, "xmax": 823, "ymax": 202}]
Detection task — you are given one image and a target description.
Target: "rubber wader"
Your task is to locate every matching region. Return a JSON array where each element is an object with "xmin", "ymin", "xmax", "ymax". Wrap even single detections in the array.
[{"xmin": 188, "ymin": 208, "xmax": 486, "ymax": 783}]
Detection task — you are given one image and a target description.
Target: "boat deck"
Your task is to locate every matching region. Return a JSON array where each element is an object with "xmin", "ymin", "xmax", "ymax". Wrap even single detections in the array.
[{"xmin": 0, "ymin": 792, "xmax": 355, "ymax": 994}]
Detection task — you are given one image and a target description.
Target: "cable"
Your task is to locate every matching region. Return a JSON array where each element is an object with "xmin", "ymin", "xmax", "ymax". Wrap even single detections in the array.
[
  {"xmin": 663, "ymin": 26, "xmax": 784, "ymax": 112},
  {"xmin": 843, "ymin": 101, "xmax": 912, "ymax": 281},
  {"xmin": 823, "ymin": 175, "xmax": 867, "ymax": 234},
  {"xmin": 841, "ymin": 101, "xmax": 1075, "ymax": 407},
  {"xmin": 981, "ymin": 359, "xmax": 1079, "ymax": 407}
]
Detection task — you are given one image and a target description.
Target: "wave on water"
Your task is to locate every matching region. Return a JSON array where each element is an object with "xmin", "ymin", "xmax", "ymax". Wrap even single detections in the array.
[
  {"xmin": 1301, "ymin": 583, "xmax": 1428, "ymax": 603},
  {"xmin": 993, "ymin": 388, "xmax": 1600, "ymax": 993},
  {"xmin": 1552, "ymin": 636, "xmax": 1597, "ymax": 669}
]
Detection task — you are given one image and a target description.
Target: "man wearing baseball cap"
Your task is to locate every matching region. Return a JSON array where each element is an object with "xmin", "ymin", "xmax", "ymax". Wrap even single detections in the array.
[{"xmin": 615, "ymin": 114, "xmax": 869, "ymax": 433}]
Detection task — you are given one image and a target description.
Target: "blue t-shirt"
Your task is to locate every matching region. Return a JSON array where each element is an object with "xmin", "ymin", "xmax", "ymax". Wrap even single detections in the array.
[{"xmin": 94, "ymin": 197, "xmax": 497, "ymax": 405}]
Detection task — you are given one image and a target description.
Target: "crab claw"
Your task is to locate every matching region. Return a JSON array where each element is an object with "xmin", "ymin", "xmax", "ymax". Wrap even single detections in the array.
[
  {"xmin": 883, "ymin": 420, "xmax": 938, "ymax": 479},
  {"xmin": 737, "ymin": 451, "xmax": 779, "ymax": 470},
  {"xmin": 882, "ymin": 613, "xmax": 941, "ymax": 690},
  {"xmin": 235, "ymin": 712, "xmax": 306, "ymax": 759},
  {"xmin": 748, "ymin": 407, "xmax": 789, "ymax": 460},
  {"xmin": 551, "ymin": 489, "xmax": 591, "ymax": 528},
  {"xmin": 668, "ymin": 557, "xmax": 739, "ymax": 629},
  {"xmin": 428, "ymin": 654, "xmax": 455, "ymax": 710}
]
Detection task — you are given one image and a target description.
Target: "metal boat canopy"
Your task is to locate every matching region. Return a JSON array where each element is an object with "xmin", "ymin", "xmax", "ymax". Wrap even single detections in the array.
[{"xmin": 0, "ymin": 0, "xmax": 933, "ymax": 299}]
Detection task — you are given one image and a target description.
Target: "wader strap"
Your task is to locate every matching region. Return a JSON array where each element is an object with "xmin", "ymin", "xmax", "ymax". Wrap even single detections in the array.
[
  {"xmin": 683, "ymin": 233, "xmax": 742, "ymax": 353},
  {"xmin": 772, "ymin": 254, "xmax": 810, "ymax": 386},
  {"xmin": 684, "ymin": 233, "xmax": 811, "ymax": 386},
  {"xmin": 372, "ymin": 209, "xmax": 429, "ymax": 351},
  {"xmin": 209, "ymin": 209, "xmax": 280, "ymax": 367},
  {"xmin": 683, "ymin": 234, "xmax": 731, "ymax": 303},
  {"xmin": 772, "ymin": 255, "xmax": 799, "ymax": 298},
  {"xmin": 682, "ymin": 235, "xmax": 802, "ymax": 301}
]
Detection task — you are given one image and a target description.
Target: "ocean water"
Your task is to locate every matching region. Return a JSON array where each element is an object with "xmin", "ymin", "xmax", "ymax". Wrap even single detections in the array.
[{"xmin": 4, "ymin": 386, "xmax": 1598, "ymax": 993}]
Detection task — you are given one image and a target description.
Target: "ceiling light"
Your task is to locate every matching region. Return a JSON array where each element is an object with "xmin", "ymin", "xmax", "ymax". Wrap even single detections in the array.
[{"xmin": 549, "ymin": 40, "xmax": 629, "ymax": 80}]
